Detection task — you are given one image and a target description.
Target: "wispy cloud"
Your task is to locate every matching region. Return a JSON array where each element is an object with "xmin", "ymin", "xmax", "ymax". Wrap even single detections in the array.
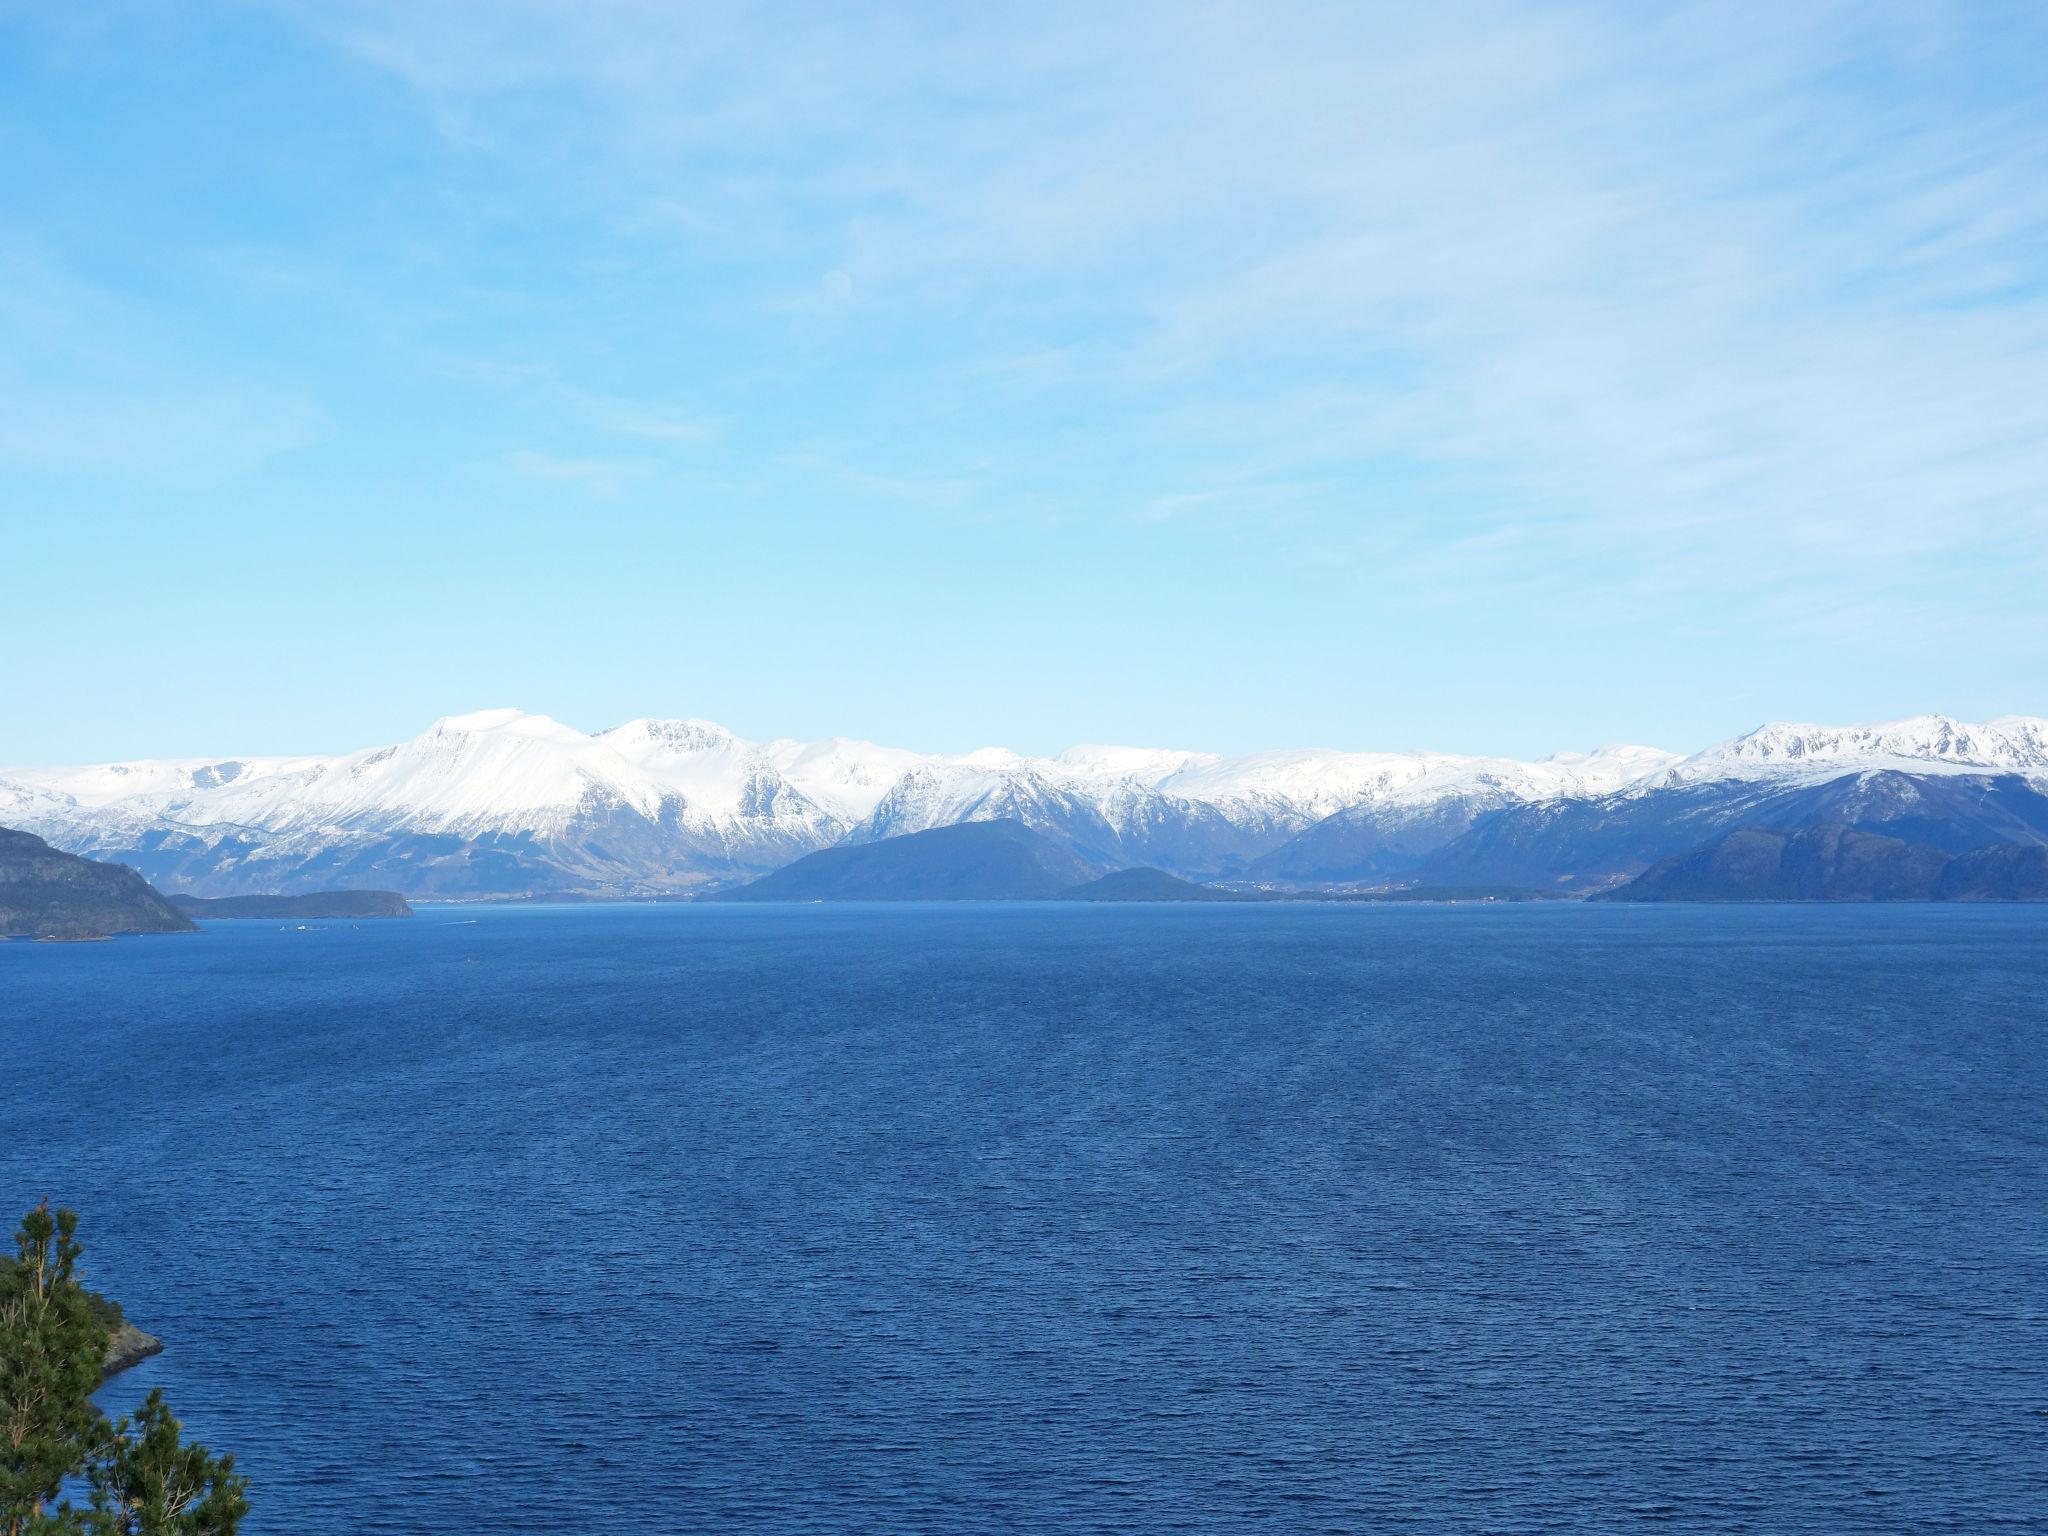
[
  {"xmin": 37, "ymin": 0, "xmax": 2048, "ymax": 660},
  {"xmin": 256, "ymin": 2, "xmax": 2048, "ymax": 604}
]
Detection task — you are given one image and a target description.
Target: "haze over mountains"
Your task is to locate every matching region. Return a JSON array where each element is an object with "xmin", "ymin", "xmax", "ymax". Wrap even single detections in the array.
[{"xmin": 3, "ymin": 709, "xmax": 2046, "ymax": 900}]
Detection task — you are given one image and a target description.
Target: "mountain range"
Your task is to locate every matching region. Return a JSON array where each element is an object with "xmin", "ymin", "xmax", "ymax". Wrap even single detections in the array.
[{"xmin": 4, "ymin": 709, "xmax": 2046, "ymax": 900}]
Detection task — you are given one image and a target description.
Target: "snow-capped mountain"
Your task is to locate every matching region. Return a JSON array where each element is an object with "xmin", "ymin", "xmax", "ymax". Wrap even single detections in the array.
[
  {"xmin": 2, "ymin": 709, "xmax": 818, "ymax": 896},
  {"xmin": 3, "ymin": 710, "xmax": 2042, "ymax": 898}
]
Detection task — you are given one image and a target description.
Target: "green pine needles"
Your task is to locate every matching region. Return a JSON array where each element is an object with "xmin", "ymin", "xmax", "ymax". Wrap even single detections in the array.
[{"xmin": 2, "ymin": 1205, "xmax": 246, "ymax": 1536}]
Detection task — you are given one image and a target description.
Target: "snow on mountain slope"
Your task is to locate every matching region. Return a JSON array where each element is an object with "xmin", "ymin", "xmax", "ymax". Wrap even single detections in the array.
[
  {"xmin": 9, "ymin": 707, "xmax": 2039, "ymax": 898},
  {"xmin": 843, "ymin": 741, "xmax": 1688, "ymax": 873},
  {"xmin": 850, "ymin": 761, "xmax": 1126, "ymax": 858},
  {"xmin": 1396, "ymin": 715, "xmax": 2048, "ymax": 895},
  {"xmin": 5, "ymin": 710, "xmax": 1684, "ymax": 893},
  {"xmin": 1657, "ymin": 715, "xmax": 2048, "ymax": 787},
  {"xmin": 5, "ymin": 710, "xmax": 645, "ymax": 839},
  {"xmin": 1158, "ymin": 742, "xmax": 1680, "ymax": 821},
  {"xmin": 141, "ymin": 709, "xmax": 669, "ymax": 842},
  {"xmin": 762, "ymin": 735, "xmax": 931, "ymax": 822},
  {"xmin": 1239, "ymin": 744, "xmax": 1688, "ymax": 884},
  {"xmin": 1052, "ymin": 744, "xmax": 1222, "ymax": 786},
  {"xmin": 1158, "ymin": 748, "xmax": 1430, "ymax": 821},
  {"xmin": 2, "ymin": 711, "xmax": 846, "ymax": 896},
  {"xmin": 599, "ymin": 718, "xmax": 831, "ymax": 827},
  {"xmin": 1531, "ymin": 744, "xmax": 1687, "ymax": 792},
  {"xmin": 3, "ymin": 752, "xmax": 324, "ymax": 809},
  {"xmin": 0, "ymin": 774, "xmax": 77, "ymax": 826}
]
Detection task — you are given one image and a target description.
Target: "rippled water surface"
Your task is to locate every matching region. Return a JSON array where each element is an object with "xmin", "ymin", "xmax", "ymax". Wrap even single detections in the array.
[{"xmin": 4, "ymin": 902, "xmax": 2046, "ymax": 1533}]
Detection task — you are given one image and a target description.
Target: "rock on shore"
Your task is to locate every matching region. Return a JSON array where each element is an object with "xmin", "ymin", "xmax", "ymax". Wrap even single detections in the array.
[{"xmin": 103, "ymin": 1319, "xmax": 164, "ymax": 1378}]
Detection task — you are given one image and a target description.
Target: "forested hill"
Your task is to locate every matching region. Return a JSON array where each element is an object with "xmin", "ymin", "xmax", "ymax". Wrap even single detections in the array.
[{"xmin": 0, "ymin": 826, "xmax": 197, "ymax": 939}]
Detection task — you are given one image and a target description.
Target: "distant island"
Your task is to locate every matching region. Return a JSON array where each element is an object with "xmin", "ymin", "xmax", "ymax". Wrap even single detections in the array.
[
  {"xmin": 1597, "ymin": 825, "xmax": 2048, "ymax": 902},
  {"xmin": 0, "ymin": 827, "xmax": 197, "ymax": 940},
  {"xmin": 172, "ymin": 890, "xmax": 414, "ymax": 919}
]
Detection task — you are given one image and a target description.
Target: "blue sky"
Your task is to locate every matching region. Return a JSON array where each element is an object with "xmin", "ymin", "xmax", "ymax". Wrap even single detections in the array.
[{"xmin": 4, "ymin": 1, "xmax": 2046, "ymax": 764}]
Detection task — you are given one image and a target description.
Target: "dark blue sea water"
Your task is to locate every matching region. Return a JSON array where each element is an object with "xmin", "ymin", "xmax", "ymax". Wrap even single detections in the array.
[{"xmin": 4, "ymin": 903, "xmax": 2045, "ymax": 1533}]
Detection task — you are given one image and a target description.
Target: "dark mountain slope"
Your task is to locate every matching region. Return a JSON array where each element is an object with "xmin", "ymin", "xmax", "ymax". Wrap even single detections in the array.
[
  {"xmin": 1789, "ymin": 771, "xmax": 2048, "ymax": 851},
  {"xmin": 712, "ymin": 820, "xmax": 1099, "ymax": 901},
  {"xmin": 1600, "ymin": 824, "xmax": 2048, "ymax": 903},
  {"xmin": 0, "ymin": 827, "xmax": 197, "ymax": 939},
  {"xmin": 1416, "ymin": 771, "xmax": 2048, "ymax": 892},
  {"xmin": 1596, "ymin": 826, "xmax": 1949, "ymax": 902},
  {"xmin": 1246, "ymin": 794, "xmax": 1498, "ymax": 884}
]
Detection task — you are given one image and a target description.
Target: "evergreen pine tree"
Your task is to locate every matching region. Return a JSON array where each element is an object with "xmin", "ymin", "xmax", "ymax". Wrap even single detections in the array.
[
  {"xmin": 0, "ymin": 1208, "xmax": 245, "ymax": 1536},
  {"xmin": 1, "ymin": 1204, "xmax": 106, "ymax": 1536},
  {"xmin": 84, "ymin": 1393, "xmax": 245, "ymax": 1536}
]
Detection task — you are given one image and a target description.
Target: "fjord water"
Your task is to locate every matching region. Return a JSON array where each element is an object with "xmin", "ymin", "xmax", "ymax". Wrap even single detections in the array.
[{"xmin": 5, "ymin": 905, "xmax": 2044, "ymax": 1533}]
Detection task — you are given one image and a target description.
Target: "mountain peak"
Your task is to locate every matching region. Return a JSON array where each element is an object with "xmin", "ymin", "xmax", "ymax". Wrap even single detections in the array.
[
  {"xmin": 599, "ymin": 718, "xmax": 740, "ymax": 754},
  {"xmin": 428, "ymin": 708, "xmax": 582, "ymax": 741}
]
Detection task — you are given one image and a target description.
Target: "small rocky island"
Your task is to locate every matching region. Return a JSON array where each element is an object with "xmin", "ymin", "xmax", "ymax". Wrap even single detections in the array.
[{"xmin": 0, "ymin": 827, "xmax": 197, "ymax": 940}]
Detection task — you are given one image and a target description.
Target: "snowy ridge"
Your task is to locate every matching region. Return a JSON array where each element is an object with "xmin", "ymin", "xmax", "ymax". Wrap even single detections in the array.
[
  {"xmin": 1656, "ymin": 715, "xmax": 2048, "ymax": 787},
  {"xmin": 9, "ymin": 710, "xmax": 667, "ymax": 844}
]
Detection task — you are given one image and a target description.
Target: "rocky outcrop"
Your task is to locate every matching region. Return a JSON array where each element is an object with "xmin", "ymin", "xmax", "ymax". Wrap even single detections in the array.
[
  {"xmin": 102, "ymin": 1320, "xmax": 164, "ymax": 1378},
  {"xmin": 86, "ymin": 1289, "xmax": 165, "ymax": 1379}
]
